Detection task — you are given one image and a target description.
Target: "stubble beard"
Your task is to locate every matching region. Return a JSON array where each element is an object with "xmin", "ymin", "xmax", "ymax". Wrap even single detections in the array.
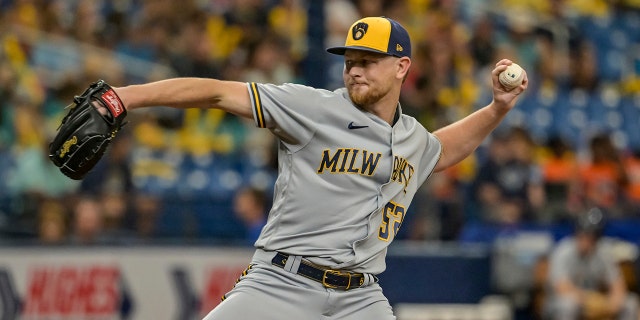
[{"xmin": 348, "ymin": 84, "xmax": 389, "ymax": 108}]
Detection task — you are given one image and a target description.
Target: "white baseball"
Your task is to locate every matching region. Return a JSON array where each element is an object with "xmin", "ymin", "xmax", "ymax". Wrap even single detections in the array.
[{"xmin": 499, "ymin": 63, "xmax": 524, "ymax": 90}]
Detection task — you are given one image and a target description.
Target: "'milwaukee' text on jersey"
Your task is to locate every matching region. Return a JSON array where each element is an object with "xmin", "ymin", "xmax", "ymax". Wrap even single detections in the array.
[
  {"xmin": 316, "ymin": 149, "xmax": 415, "ymax": 194},
  {"xmin": 247, "ymin": 82, "xmax": 442, "ymax": 275}
]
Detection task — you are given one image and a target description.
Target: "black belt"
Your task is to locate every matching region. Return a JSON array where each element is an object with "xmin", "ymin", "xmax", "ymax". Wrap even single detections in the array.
[{"xmin": 271, "ymin": 252, "xmax": 374, "ymax": 290}]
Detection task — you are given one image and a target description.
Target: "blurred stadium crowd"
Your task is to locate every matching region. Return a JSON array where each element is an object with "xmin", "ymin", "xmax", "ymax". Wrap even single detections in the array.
[{"xmin": 1, "ymin": 0, "xmax": 640, "ymax": 246}]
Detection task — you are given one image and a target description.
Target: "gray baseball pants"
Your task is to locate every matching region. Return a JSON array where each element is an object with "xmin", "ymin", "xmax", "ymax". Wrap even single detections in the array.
[{"xmin": 202, "ymin": 249, "xmax": 395, "ymax": 320}]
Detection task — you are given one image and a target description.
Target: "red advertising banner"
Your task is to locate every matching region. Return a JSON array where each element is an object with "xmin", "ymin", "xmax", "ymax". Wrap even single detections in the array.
[{"xmin": 0, "ymin": 247, "xmax": 254, "ymax": 319}]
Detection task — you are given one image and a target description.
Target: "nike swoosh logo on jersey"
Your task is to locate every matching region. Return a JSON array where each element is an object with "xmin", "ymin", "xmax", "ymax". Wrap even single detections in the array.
[{"xmin": 348, "ymin": 122, "xmax": 368, "ymax": 129}]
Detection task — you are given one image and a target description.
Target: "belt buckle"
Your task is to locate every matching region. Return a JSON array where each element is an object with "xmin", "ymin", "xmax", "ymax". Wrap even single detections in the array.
[{"xmin": 322, "ymin": 269, "xmax": 351, "ymax": 290}]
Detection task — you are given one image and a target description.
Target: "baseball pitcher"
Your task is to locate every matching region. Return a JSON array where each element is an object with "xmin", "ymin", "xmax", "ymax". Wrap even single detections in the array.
[{"xmin": 49, "ymin": 16, "xmax": 528, "ymax": 320}]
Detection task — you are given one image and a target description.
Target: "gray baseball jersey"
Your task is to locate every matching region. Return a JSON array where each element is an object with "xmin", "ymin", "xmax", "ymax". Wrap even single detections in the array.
[
  {"xmin": 247, "ymin": 82, "xmax": 442, "ymax": 275},
  {"xmin": 544, "ymin": 237, "xmax": 639, "ymax": 319},
  {"xmin": 548, "ymin": 237, "xmax": 620, "ymax": 290}
]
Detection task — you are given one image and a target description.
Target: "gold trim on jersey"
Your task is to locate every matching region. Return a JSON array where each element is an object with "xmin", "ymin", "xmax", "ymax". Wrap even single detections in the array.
[{"xmin": 250, "ymin": 82, "xmax": 265, "ymax": 128}]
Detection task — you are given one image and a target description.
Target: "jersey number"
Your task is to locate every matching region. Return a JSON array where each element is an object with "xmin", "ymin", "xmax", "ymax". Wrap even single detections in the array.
[{"xmin": 378, "ymin": 201, "xmax": 406, "ymax": 242}]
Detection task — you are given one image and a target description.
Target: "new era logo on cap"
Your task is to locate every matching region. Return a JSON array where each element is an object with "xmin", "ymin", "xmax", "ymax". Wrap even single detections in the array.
[{"xmin": 327, "ymin": 17, "xmax": 411, "ymax": 58}]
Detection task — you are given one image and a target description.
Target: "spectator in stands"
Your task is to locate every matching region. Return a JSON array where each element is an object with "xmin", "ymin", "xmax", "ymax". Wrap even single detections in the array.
[
  {"xmin": 7, "ymin": 103, "xmax": 78, "ymax": 202},
  {"xmin": 471, "ymin": 132, "xmax": 510, "ymax": 222},
  {"xmin": 495, "ymin": 10, "xmax": 540, "ymax": 75},
  {"xmin": 353, "ymin": 0, "xmax": 383, "ymax": 17},
  {"xmin": 69, "ymin": 196, "xmax": 107, "ymax": 245},
  {"xmin": 241, "ymin": 34, "xmax": 295, "ymax": 85},
  {"xmin": 72, "ymin": 1, "xmax": 106, "ymax": 46},
  {"xmin": 169, "ymin": 11, "xmax": 222, "ymax": 79},
  {"xmin": 37, "ymin": 199, "xmax": 67, "ymax": 245},
  {"xmin": 472, "ymin": 127, "xmax": 544, "ymax": 224},
  {"xmin": 469, "ymin": 14, "xmax": 497, "ymax": 70},
  {"xmin": 80, "ymin": 133, "xmax": 135, "ymax": 236},
  {"xmin": 132, "ymin": 193, "xmax": 161, "ymax": 240},
  {"xmin": 267, "ymin": 0, "xmax": 308, "ymax": 62},
  {"xmin": 544, "ymin": 207, "xmax": 639, "ymax": 320},
  {"xmin": 223, "ymin": 0, "xmax": 269, "ymax": 46},
  {"xmin": 0, "ymin": 59, "xmax": 17, "ymax": 149},
  {"xmin": 569, "ymin": 40, "xmax": 599, "ymax": 92},
  {"xmin": 232, "ymin": 187, "xmax": 268, "ymax": 245},
  {"xmin": 624, "ymin": 149, "xmax": 640, "ymax": 215},
  {"xmin": 539, "ymin": 136, "xmax": 581, "ymax": 223},
  {"xmin": 412, "ymin": 159, "xmax": 471, "ymax": 241},
  {"xmin": 399, "ymin": 42, "xmax": 443, "ymax": 126},
  {"xmin": 579, "ymin": 133, "xmax": 629, "ymax": 217}
]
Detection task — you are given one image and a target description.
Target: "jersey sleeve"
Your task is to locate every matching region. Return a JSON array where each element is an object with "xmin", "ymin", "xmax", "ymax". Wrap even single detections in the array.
[
  {"xmin": 597, "ymin": 240, "xmax": 621, "ymax": 284},
  {"xmin": 417, "ymin": 131, "xmax": 443, "ymax": 184},
  {"xmin": 247, "ymin": 82, "xmax": 321, "ymax": 147},
  {"xmin": 548, "ymin": 240, "xmax": 572, "ymax": 283}
]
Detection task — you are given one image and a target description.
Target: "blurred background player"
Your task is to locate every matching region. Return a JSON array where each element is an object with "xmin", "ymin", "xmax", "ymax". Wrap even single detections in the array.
[
  {"xmin": 232, "ymin": 186, "xmax": 267, "ymax": 245},
  {"xmin": 544, "ymin": 207, "xmax": 639, "ymax": 320}
]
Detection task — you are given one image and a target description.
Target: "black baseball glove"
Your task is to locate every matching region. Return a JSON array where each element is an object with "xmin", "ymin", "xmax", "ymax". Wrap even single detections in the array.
[{"xmin": 49, "ymin": 80, "xmax": 127, "ymax": 180}]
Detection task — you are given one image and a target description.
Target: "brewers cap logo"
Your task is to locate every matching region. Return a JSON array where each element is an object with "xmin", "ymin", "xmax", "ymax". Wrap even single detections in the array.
[
  {"xmin": 326, "ymin": 17, "xmax": 411, "ymax": 58},
  {"xmin": 352, "ymin": 22, "xmax": 368, "ymax": 40}
]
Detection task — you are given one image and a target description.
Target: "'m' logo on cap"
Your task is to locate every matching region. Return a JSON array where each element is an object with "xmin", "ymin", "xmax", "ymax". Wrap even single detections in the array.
[
  {"xmin": 352, "ymin": 22, "xmax": 368, "ymax": 40},
  {"xmin": 396, "ymin": 44, "xmax": 403, "ymax": 52}
]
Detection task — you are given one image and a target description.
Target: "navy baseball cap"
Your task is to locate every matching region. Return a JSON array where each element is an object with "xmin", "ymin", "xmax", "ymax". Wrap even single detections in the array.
[
  {"xmin": 575, "ymin": 207, "xmax": 606, "ymax": 237},
  {"xmin": 327, "ymin": 17, "xmax": 412, "ymax": 58}
]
